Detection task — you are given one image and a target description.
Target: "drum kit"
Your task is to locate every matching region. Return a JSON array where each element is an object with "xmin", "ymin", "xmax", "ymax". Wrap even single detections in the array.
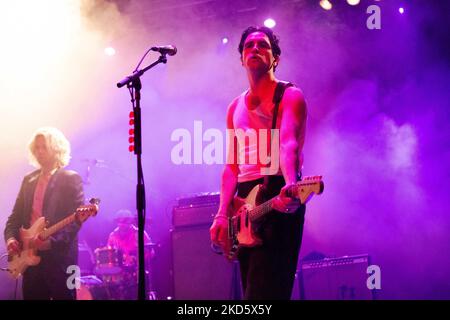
[
  {"xmin": 76, "ymin": 161, "xmax": 157, "ymax": 299},
  {"xmin": 77, "ymin": 245, "xmax": 156, "ymax": 300}
]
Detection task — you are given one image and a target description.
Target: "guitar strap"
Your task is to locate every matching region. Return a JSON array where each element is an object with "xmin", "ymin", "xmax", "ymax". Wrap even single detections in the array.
[{"xmin": 263, "ymin": 81, "xmax": 294, "ymax": 189}]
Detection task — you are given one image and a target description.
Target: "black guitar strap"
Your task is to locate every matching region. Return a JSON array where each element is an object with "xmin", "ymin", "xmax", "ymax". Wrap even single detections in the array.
[{"xmin": 263, "ymin": 81, "xmax": 294, "ymax": 188}]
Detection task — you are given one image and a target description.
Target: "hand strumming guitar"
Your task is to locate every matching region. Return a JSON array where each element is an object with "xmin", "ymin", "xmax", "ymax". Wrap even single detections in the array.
[
  {"xmin": 210, "ymin": 208, "xmax": 229, "ymax": 249},
  {"xmin": 6, "ymin": 238, "xmax": 21, "ymax": 256}
]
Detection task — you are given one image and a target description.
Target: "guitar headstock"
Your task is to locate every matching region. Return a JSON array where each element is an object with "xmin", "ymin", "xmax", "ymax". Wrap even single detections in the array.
[
  {"xmin": 295, "ymin": 175, "xmax": 324, "ymax": 204},
  {"xmin": 75, "ymin": 202, "xmax": 99, "ymax": 223}
]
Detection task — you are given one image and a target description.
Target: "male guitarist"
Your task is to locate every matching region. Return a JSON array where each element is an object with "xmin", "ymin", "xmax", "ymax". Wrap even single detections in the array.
[
  {"xmin": 4, "ymin": 127, "xmax": 84, "ymax": 300},
  {"xmin": 210, "ymin": 26, "xmax": 307, "ymax": 300}
]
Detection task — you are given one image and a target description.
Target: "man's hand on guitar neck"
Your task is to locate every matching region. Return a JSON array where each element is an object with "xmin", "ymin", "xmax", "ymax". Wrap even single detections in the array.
[{"xmin": 272, "ymin": 183, "xmax": 301, "ymax": 214}]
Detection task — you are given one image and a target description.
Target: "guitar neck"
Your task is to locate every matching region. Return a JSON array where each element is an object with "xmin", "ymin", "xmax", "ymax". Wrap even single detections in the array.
[
  {"xmin": 248, "ymin": 197, "xmax": 276, "ymax": 222},
  {"xmin": 40, "ymin": 214, "xmax": 76, "ymax": 240},
  {"xmin": 249, "ymin": 184, "xmax": 304, "ymax": 222}
]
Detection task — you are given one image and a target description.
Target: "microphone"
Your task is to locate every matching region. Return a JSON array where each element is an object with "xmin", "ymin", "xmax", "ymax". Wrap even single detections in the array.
[
  {"xmin": 116, "ymin": 45, "xmax": 176, "ymax": 88},
  {"xmin": 150, "ymin": 45, "xmax": 177, "ymax": 56}
]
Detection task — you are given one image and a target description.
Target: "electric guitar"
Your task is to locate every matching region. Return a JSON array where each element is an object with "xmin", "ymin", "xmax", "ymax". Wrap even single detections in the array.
[
  {"xmin": 219, "ymin": 176, "xmax": 324, "ymax": 260},
  {"xmin": 8, "ymin": 198, "xmax": 100, "ymax": 279}
]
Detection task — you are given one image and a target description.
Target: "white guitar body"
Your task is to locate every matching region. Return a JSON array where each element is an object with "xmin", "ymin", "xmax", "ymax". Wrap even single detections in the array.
[
  {"xmin": 7, "ymin": 201, "xmax": 99, "ymax": 279},
  {"xmin": 8, "ymin": 217, "xmax": 47, "ymax": 278}
]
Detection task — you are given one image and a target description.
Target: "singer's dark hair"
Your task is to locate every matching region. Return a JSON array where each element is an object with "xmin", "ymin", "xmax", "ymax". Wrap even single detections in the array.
[{"xmin": 238, "ymin": 26, "xmax": 281, "ymax": 71}]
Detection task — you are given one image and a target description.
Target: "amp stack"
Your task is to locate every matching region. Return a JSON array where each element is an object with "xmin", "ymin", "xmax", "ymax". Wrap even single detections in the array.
[{"xmin": 170, "ymin": 192, "xmax": 240, "ymax": 300}]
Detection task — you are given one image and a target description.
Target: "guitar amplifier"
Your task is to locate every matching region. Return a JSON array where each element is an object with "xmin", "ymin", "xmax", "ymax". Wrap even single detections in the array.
[
  {"xmin": 170, "ymin": 193, "xmax": 239, "ymax": 299},
  {"xmin": 172, "ymin": 192, "xmax": 220, "ymax": 227},
  {"xmin": 299, "ymin": 254, "xmax": 374, "ymax": 300},
  {"xmin": 171, "ymin": 225, "xmax": 238, "ymax": 299}
]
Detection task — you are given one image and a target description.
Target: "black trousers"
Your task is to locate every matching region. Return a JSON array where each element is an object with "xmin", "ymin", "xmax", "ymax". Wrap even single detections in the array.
[
  {"xmin": 22, "ymin": 253, "xmax": 76, "ymax": 300},
  {"xmin": 237, "ymin": 175, "xmax": 305, "ymax": 300}
]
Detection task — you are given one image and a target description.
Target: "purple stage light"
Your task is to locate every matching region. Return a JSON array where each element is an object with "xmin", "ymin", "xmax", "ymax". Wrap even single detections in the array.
[{"xmin": 399, "ymin": 7, "xmax": 405, "ymax": 14}]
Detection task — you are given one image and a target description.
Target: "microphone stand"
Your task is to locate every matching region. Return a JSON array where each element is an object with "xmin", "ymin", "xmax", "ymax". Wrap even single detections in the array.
[{"xmin": 117, "ymin": 53, "xmax": 168, "ymax": 300}]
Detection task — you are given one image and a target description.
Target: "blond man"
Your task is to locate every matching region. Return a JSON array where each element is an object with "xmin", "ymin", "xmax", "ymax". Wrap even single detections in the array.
[{"xmin": 4, "ymin": 127, "xmax": 84, "ymax": 300}]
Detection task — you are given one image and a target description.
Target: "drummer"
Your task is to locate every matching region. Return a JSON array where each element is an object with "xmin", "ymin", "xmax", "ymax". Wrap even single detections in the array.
[{"xmin": 107, "ymin": 209, "xmax": 155, "ymax": 270}]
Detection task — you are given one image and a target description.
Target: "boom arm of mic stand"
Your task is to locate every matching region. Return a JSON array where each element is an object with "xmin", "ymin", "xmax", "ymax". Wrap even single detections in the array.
[{"xmin": 117, "ymin": 55, "xmax": 168, "ymax": 88}]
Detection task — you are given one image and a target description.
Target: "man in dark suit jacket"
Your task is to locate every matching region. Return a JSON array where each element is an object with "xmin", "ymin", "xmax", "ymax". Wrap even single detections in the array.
[{"xmin": 4, "ymin": 127, "xmax": 84, "ymax": 300}]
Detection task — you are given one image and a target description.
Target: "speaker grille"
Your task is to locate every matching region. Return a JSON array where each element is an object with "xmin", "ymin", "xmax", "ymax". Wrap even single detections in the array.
[{"xmin": 171, "ymin": 225, "xmax": 238, "ymax": 299}]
